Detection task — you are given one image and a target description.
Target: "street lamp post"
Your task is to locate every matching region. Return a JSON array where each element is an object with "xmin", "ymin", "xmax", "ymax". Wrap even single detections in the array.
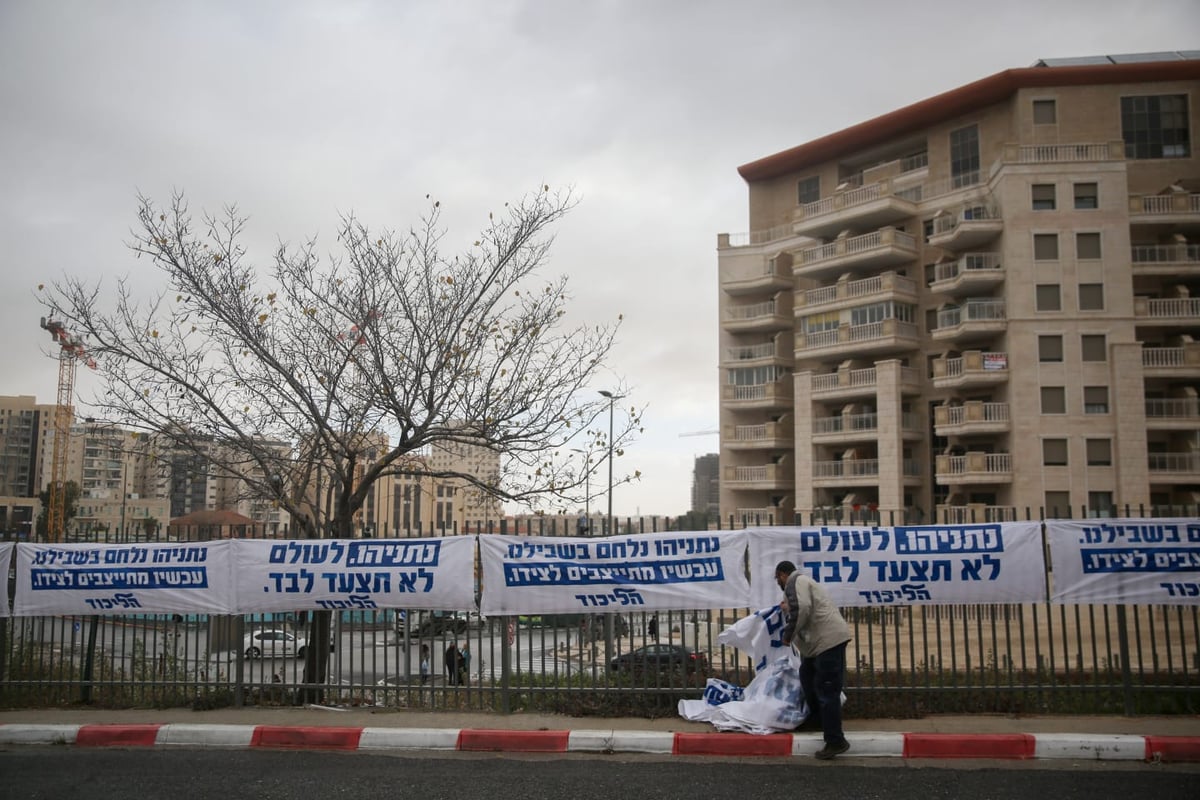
[
  {"xmin": 570, "ymin": 448, "xmax": 591, "ymax": 536},
  {"xmin": 598, "ymin": 389, "xmax": 624, "ymax": 670}
]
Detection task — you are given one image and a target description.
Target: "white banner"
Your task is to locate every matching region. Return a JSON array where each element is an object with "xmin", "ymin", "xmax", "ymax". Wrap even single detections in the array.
[
  {"xmin": 478, "ymin": 530, "xmax": 750, "ymax": 616},
  {"xmin": 1047, "ymin": 518, "xmax": 1200, "ymax": 605},
  {"xmin": 231, "ymin": 537, "xmax": 476, "ymax": 613},
  {"xmin": 746, "ymin": 522, "xmax": 1047, "ymax": 608},
  {"xmin": 13, "ymin": 541, "xmax": 234, "ymax": 616},
  {"xmin": 0, "ymin": 543, "xmax": 12, "ymax": 616}
]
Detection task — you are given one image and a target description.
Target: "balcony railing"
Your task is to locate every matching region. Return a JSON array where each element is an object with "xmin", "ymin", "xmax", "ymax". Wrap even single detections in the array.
[
  {"xmin": 797, "ymin": 320, "xmax": 920, "ymax": 353},
  {"xmin": 937, "ymin": 452, "xmax": 1012, "ymax": 478},
  {"xmin": 1004, "ymin": 142, "xmax": 1122, "ymax": 163},
  {"xmin": 1131, "ymin": 193, "xmax": 1200, "ymax": 215},
  {"xmin": 1145, "ymin": 398, "xmax": 1200, "ymax": 419},
  {"xmin": 725, "ymin": 299, "xmax": 782, "ymax": 321},
  {"xmin": 726, "ymin": 342, "xmax": 778, "ymax": 361},
  {"xmin": 937, "ymin": 300, "xmax": 1006, "ymax": 329},
  {"xmin": 1131, "ymin": 243, "xmax": 1200, "ymax": 264},
  {"xmin": 1148, "ymin": 453, "xmax": 1200, "ymax": 473},
  {"xmin": 937, "ymin": 402, "xmax": 1010, "ymax": 427},
  {"xmin": 812, "ymin": 412, "xmax": 879, "ymax": 435},
  {"xmin": 800, "ymin": 272, "xmax": 917, "ymax": 309},
  {"xmin": 812, "ymin": 459, "xmax": 880, "ymax": 479},
  {"xmin": 728, "ymin": 420, "xmax": 793, "ymax": 444},
  {"xmin": 1135, "ymin": 297, "xmax": 1200, "ymax": 320},
  {"xmin": 1142, "ymin": 344, "xmax": 1200, "ymax": 370},
  {"xmin": 933, "ymin": 252, "xmax": 1002, "ymax": 283},
  {"xmin": 931, "ymin": 203, "xmax": 1001, "ymax": 236},
  {"xmin": 796, "ymin": 229, "xmax": 918, "ymax": 267}
]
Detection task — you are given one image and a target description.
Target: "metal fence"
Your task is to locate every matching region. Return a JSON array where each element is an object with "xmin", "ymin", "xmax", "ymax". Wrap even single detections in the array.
[{"xmin": 2, "ymin": 508, "xmax": 1198, "ymax": 718}]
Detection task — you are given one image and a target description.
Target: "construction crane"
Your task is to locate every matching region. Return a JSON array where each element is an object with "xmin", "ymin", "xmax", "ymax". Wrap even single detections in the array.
[
  {"xmin": 678, "ymin": 429, "xmax": 718, "ymax": 438},
  {"xmin": 40, "ymin": 317, "xmax": 92, "ymax": 543}
]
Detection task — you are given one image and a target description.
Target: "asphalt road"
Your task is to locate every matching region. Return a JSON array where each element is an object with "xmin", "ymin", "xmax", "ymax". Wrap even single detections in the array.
[{"xmin": 4, "ymin": 749, "xmax": 1199, "ymax": 800}]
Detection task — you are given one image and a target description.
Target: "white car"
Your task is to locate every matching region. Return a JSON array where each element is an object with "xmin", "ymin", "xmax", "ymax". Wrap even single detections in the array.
[{"xmin": 243, "ymin": 629, "xmax": 310, "ymax": 659}]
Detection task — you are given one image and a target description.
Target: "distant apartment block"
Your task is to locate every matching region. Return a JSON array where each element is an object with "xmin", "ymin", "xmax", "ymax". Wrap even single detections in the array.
[
  {"xmin": 691, "ymin": 453, "xmax": 720, "ymax": 521},
  {"xmin": 717, "ymin": 54, "xmax": 1200, "ymax": 525}
]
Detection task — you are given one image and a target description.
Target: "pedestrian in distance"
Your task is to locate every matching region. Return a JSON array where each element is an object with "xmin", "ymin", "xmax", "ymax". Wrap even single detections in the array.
[
  {"xmin": 459, "ymin": 643, "xmax": 471, "ymax": 684},
  {"xmin": 648, "ymin": 613, "xmax": 658, "ymax": 640},
  {"xmin": 444, "ymin": 641, "xmax": 461, "ymax": 685},
  {"xmin": 419, "ymin": 644, "xmax": 431, "ymax": 685},
  {"xmin": 775, "ymin": 560, "xmax": 852, "ymax": 760}
]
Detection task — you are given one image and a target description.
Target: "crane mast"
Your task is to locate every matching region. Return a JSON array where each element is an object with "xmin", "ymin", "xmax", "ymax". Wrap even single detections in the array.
[{"xmin": 40, "ymin": 317, "xmax": 87, "ymax": 543}]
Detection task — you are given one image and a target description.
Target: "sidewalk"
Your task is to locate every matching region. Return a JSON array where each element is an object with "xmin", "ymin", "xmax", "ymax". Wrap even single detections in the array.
[{"xmin": 3, "ymin": 706, "xmax": 1199, "ymax": 761}]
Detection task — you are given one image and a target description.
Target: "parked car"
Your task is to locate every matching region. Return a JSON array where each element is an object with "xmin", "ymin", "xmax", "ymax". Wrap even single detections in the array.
[
  {"xmin": 243, "ymin": 629, "xmax": 310, "ymax": 659},
  {"xmin": 608, "ymin": 644, "xmax": 709, "ymax": 675}
]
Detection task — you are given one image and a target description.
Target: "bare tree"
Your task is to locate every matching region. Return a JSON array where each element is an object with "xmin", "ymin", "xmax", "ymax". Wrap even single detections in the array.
[{"xmin": 39, "ymin": 186, "xmax": 641, "ymax": 696}]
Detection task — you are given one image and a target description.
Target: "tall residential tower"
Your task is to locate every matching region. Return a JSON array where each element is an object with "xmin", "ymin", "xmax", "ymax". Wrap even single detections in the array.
[{"xmin": 717, "ymin": 54, "xmax": 1200, "ymax": 525}]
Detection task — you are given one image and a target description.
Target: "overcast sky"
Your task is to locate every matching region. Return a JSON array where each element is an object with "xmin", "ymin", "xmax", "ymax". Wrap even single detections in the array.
[{"xmin": 1, "ymin": 1, "xmax": 1196, "ymax": 518}]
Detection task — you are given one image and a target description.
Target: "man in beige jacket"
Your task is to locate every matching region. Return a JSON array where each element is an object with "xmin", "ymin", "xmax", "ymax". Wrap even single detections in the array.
[{"xmin": 775, "ymin": 560, "xmax": 852, "ymax": 759}]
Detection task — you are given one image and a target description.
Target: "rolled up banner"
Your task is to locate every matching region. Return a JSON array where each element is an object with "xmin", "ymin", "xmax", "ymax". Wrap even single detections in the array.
[{"xmin": 0, "ymin": 542, "xmax": 12, "ymax": 616}]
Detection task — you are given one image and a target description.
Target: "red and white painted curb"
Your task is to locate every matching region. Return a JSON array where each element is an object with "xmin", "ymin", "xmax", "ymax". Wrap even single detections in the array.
[{"xmin": 2, "ymin": 723, "xmax": 1199, "ymax": 761}]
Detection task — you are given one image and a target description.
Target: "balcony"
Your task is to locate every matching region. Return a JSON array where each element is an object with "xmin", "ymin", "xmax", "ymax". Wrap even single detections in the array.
[
  {"xmin": 1144, "ymin": 398, "xmax": 1200, "ymax": 430},
  {"xmin": 1148, "ymin": 452, "xmax": 1200, "ymax": 483},
  {"xmin": 793, "ymin": 228, "xmax": 919, "ymax": 280},
  {"xmin": 792, "ymin": 179, "xmax": 920, "ymax": 240},
  {"xmin": 734, "ymin": 506, "xmax": 791, "ymax": 525},
  {"xmin": 811, "ymin": 458, "xmax": 880, "ymax": 485},
  {"xmin": 1129, "ymin": 191, "xmax": 1200, "ymax": 227},
  {"xmin": 810, "ymin": 365, "xmax": 922, "ymax": 400},
  {"xmin": 721, "ymin": 335, "xmax": 793, "ymax": 368},
  {"xmin": 797, "ymin": 271, "xmax": 918, "ymax": 312},
  {"xmin": 935, "ymin": 504, "xmax": 1019, "ymax": 523},
  {"xmin": 1131, "ymin": 243, "xmax": 1200, "ymax": 277},
  {"xmin": 723, "ymin": 296, "xmax": 793, "ymax": 333},
  {"xmin": 1133, "ymin": 297, "xmax": 1200, "ymax": 328},
  {"xmin": 722, "ymin": 381, "xmax": 793, "ymax": 409},
  {"xmin": 933, "ymin": 401, "xmax": 1010, "ymax": 436},
  {"xmin": 935, "ymin": 452, "xmax": 1013, "ymax": 485},
  {"xmin": 1001, "ymin": 141, "xmax": 1124, "ymax": 165},
  {"xmin": 796, "ymin": 319, "xmax": 920, "ymax": 360},
  {"xmin": 927, "ymin": 202, "xmax": 1003, "ymax": 252},
  {"xmin": 929, "ymin": 253, "xmax": 1004, "ymax": 297},
  {"xmin": 724, "ymin": 462, "xmax": 792, "ymax": 490},
  {"xmin": 722, "ymin": 252, "xmax": 795, "ymax": 297},
  {"xmin": 1142, "ymin": 344, "xmax": 1200, "ymax": 377},
  {"xmin": 932, "ymin": 350, "xmax": 1009, "ymax": 390},
  {"xmin": 724, "ymin": 419, "xmax": 794, "ymax": 450},
  {"xmin": 932, "ymin": 300, "xmax": 1006, "ymax": 343},
  {"xmin": 812, "ymin": 411, "xmax": 879, "ymax": 443}
]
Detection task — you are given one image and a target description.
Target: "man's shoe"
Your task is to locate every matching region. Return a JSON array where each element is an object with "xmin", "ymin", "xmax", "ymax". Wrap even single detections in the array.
[{"xmin": 814, "ymin": 740, "xmax": 850, "ymax": 760}]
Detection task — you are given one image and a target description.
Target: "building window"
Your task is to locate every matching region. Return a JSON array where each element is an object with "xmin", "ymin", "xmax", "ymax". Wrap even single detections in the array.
[
  {"xmin": 1121, "ymin": 94, "xmax": 1190, "ymax": 158},
  {"xmin": 1036, "ymin": 284, "xmax": 1062, "ymax": 311},
  {"xmin": 1044, "ymin": 491, "xmax": 1070, "ymax": 517},
  {"xmin": 1041, "ymin": 386, "xmax": 1066, "ymax": 414},
  {"xmin": 1073, "ymin": 182, "xmax": 1098, "ymax": 209},
  {"xmin": 798, "ymin": 175, "xmax": 820, "ymax": 205},
  {"xmin": 1032, "ymin": 184, "xmax": 1056, "ymax": 210},
  {"xmin": 1034, "ymin": 233, "xmax": 1059, "ymax": 260},
  {"xmin": 1033, "ymin": 99, "xmax": 1057, "ymax": 125},
  {"xmin": 1076, "ymin": 232, "xmax": 1102, "ymax": 259},
  {"xmin": 950, "ymin": 124, "xmax": 980, "ymax": 187},
  {"xmin": 1078, "ymin": 283, "xmax": 1105, "ymax": 311},
  {"xmin": 1088, "ymin": 491, "xmax": 1114, "ymax": 516},
  {"xmin": 1083, "ymin": 385, "xmax": 1109, "ymax": 414},
  {"xmin": 1038, "ymin": 335, "xmax": 1063, "ymax": 362},
  {"xmin": 1081, "ymin": 334, "xmax": 1107, "ymax": 361},
  {"xmin": 1043, "ymin": 438, "xmax": 1068, "ymax": 466},
  {"xmin": 1086, "ymin": 438, "xmax": 1113, "ymax": 466}
]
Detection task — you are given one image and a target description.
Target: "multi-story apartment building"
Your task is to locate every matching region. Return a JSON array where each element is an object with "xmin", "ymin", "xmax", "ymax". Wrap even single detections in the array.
[
  {"xmin": 717, "ymin": 54, "xmax": 1200, "ymax": 525},
  {"xmin": 0, "ymin": 395, "xmax": 55, "ymax": 534},
  {"xmin": 428, "ymin": 422, "xmax": 504, "ymax": 530},
  {"xmin": 691, "ymin": 453, "xmax": 720, "ymax": 521}
]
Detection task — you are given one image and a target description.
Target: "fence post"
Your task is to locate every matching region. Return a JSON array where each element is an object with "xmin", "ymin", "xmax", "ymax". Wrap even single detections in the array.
[
  {"xmin": 500, "ymin": 615, "xmax": 512, "ymax": 714},
  {"xmin": 1116, "ymin": 606, "xmax": 1136, "ymax": 715}
]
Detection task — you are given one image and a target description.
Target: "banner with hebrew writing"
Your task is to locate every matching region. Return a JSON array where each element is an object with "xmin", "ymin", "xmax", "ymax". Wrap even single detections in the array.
[
  {"xmin": 13, "ymin": 541, "xmax": 234, "ymax": 616},
  {"xmin": 231, "ymin": 537, "xmax": 476, "ymax": 613},
  {"xmin": 478, "ymin": 530, "xmax": 750, "ymax": 615},
  {"xmin": 746, "ymin": 522, "xmax": 1047, "ymax": 609},
  {"xmin": 1047, "ymin": 518, "xmax": 1200, "ymax": 605},
  {"xmin": 0, "ymin": 543, "xmax": 12, "ymax": 616}
]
